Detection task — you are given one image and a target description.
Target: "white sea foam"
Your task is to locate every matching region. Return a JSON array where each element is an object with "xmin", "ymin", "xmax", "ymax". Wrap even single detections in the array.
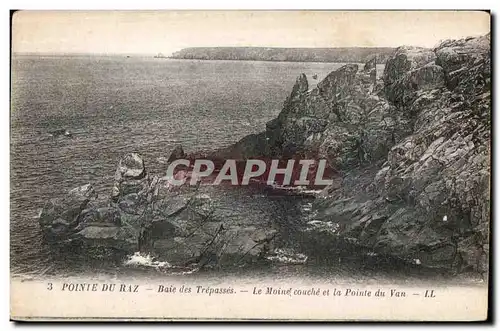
[
  {"xmin": 123, "ymin": 252, "xmax": 201, "ymax": 275},
  {"xmin": 171, "ymin": 268, "xmax": 200, "ymax": 276},
  {"xmin": 265, "ymin": 248, "xmax": 308, "ymax": 265},
  {"xmin": 123, "ymin": 252, "xmax": 171, "ymax": 270}
]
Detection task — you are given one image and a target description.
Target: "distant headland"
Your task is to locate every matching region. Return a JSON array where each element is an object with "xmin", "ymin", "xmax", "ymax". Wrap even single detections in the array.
[{"xmin": 169, "ymin": 47, "xmax": 396, "ymax": 63}]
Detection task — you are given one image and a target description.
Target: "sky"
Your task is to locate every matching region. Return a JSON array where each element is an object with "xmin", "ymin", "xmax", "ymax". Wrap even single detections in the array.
[{"xmin": 12, "ymin": 11, "xmax": 491, "ymax": 55}]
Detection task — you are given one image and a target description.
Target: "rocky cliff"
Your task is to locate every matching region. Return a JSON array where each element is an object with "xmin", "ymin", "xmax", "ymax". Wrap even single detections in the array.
[
  {"xmin": 215, "ymin": 34, "xmax": 491, "ymax": 274},
  {"xmin": 170, "ymin": 47, "xmax": 395, "ymax": 63},
  {"xmin": 38, "ymin": 34, "xmax": 490, "ymax": 275}
]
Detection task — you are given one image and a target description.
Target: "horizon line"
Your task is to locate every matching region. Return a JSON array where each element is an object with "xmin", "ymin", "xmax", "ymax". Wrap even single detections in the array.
[{"xmin": 11, "ymin": 45, "xmax": 411, "ymax": 57}]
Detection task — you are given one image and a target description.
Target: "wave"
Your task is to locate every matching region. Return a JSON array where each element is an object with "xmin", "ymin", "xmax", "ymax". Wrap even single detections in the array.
[
  {"xmin": 123, "ymin": 252, "xmax": 200, "ymax": 275},
  {"xmin": 123, "ymin": 252, "xmax": 171, "ymax": 270},
  {"xmin": 265, "ymin": 248, "xmax": 308, "ymax": 265}
]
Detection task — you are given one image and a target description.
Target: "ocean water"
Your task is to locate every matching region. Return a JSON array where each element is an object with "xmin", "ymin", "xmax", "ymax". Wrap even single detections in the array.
[{"xmin": 11, "ymin": 55, "xmax": 457, "ymax": 283}]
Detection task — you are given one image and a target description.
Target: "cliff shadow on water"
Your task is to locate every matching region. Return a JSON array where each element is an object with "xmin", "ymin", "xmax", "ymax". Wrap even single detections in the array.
[{"xmin": 32, "ymin": 34, "xmax": 490, "ymax": 282}]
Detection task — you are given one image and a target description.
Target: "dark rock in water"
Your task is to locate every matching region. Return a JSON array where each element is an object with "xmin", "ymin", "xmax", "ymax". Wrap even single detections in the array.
[
  {"xmin": 112, "ymin": 153, "xmax": 149, "ymax": 202},
  {"xmin": 167, "ymin": 145, "xmax": 187, "ymax": 163},
  {"xmin": 49, "ymin": 129, "xmax": 72, "ymax": 138},
  {"xmin": 116, "ymin": 152, "xmax": 145, "ymax": 179},
  {"xmin": 384, "ymin": 60, "xmax": 445, "ymax": 106},
  {"xmin": 39, "ymin": 153, "xmax": 278, "ymax": 268},
  {"xmin": 363, "ymin": 56, "xmax": 377, "ymax": 73},
  {"xmin": 39, "ymin": 184, "xmax": 97, "ymax": 240}
]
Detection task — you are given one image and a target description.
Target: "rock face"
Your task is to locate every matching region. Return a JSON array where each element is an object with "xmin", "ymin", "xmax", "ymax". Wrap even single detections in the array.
[
  {"xmin": 222, "ymin": 57, "xmax": 405, "ymax": 170},
  {"xmin": 312, "ymin": 34, "xmax": 490, "ymax": 274},
  {"xmin": 39, "ymin": 152, "xmax": 277, "ymax": 268},
  {"xmin": 112, "ymin": 152, "xmax": 150, "ymax": 202},
  {"xmin": 39, "ymin": 184, "xmax": 97, "ymax": 241},
  {"xmin": 38, "ymin": 34, "xmax": 490, "ymax": 275},
  {"xmin": 215, "ymin": 34, "xmax": 490, "ymax": 275}
]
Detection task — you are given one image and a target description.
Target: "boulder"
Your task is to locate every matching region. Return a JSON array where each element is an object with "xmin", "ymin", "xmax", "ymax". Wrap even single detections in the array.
[
  {"xmin": 112, "ymin": 153, "xmax": 149, "ymax": 202},
  {"xmin": 116, "ymin": 152, "xmax": 145, "ymax": 179},
  {"xmin": 39, "ymin": 184, "xmax": 97, "ymax": 240},
  {"xmin": 389, "ymin": 63, "xmax": 445, "ymax": 105},
  {"xmin": 80, "ymin": 206, "xmax": 122, "ymax": 226}
]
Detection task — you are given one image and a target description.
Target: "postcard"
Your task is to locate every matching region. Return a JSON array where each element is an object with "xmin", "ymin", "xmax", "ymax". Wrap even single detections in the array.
[{"xmin": 10, "ymin": 10, "xmax": 491, "ymax": 321}]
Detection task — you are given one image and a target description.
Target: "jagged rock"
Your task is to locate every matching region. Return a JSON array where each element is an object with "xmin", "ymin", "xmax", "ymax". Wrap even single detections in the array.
[
  {"xmin": 214, "ymin": 34, "xmax": 490, "ymax": 275},
  {"xmin": 112, "ymin": 153, "xmax": 149, "ymax": 202},
  {"xmin": 317, "ymin": 64, "xmax": 359, "ymax": 105},
  {"xmin": 309, "ymin": 34, "xmax": 490, "ymax": 274},
  {"xmin": 363, "ymin": 56, "xmax": 377, "ymax": 73},
  {"xmin": 215, "ymin": 56, "xmax": 409, "ymax": 171},
  {"xmin": 116, "ymin": 153, "xmax": 145, "ymax": 179},
  {"xmin": 295, "ymin": 73, "xmax": 309, "ymax": 94},
  {"xmin": 167, "ymin": 145, "xmax": 187, "ymax": 163},
  {"xmin": 271, "ymin": 61, "xmax": 394, "ymax": 165},
  {"xmin": 215, "ymin": 57, "xmax": 393, "ymax": 167},
  {"xmin": 39, "ymin": 154, "xmax": 278, "ymax": 268},
  {"xmin": 383, "ymin": 46, "xmax": 436, "ymax": 87},
  {"xmin": 39, "ymin": 184, "xmax": 97, "ymax": 240},
  {"xmin": 362, "ymin": 56, "xmax": 377, "ymax": 85}
]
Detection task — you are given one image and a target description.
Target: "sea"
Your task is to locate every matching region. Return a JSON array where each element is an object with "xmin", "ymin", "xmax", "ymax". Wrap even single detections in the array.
[{"xmin": 11, "ymin": 55, "xmax": 473, "ymax": 284}]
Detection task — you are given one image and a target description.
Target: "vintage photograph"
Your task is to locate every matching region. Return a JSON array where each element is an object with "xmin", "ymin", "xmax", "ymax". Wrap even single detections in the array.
[{"xmin": 10, "ymin": 10, "xmax": 491, "ymax": 321}]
